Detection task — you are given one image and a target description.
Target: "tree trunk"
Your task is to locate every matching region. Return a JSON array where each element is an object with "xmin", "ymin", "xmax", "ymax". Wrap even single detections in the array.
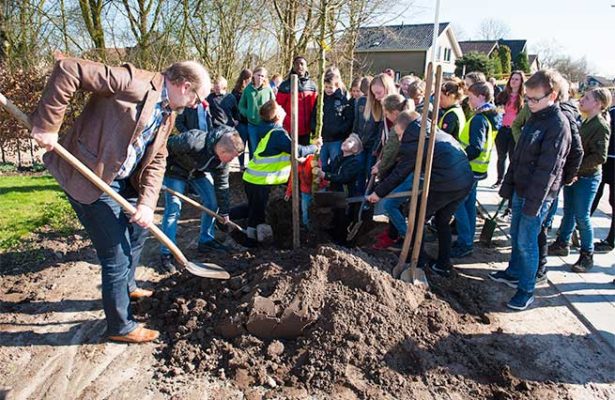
[
  {"xmin": 29, "ymin": 138, "xmax": 35, "ymax": 164},
  {"xmin": 312, "ymin": 0, "xmax": 329, "ymax": 193},
  {"xmin": 78, "ymin": 0, "xmax": 106, "ymax": 52},
  {"xmin": 313, "ymin": 0, "xmax": 328, "ymax": 141},
  {"xmin": 59, "ymin": 0, "xmax": 70, "ymax": 52},
  {"xmin": 15, "ymin": 138, "xmax": 21, "ymax": 168},
  {"xmin": 0, "ymin": 0, "xmax": 7, "ymax": 61}
]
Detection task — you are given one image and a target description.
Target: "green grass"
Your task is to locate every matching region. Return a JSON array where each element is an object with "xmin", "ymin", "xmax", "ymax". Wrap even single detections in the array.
[{"xmin": 0, "ymin": 174, "xmax": 80, "ymax": 251}]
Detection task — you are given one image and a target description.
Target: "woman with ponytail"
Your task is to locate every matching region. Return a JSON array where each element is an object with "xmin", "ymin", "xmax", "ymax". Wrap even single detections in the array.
[{"xmin": 439, "ymin": 77, "xmax": 467, "ymax": 141}]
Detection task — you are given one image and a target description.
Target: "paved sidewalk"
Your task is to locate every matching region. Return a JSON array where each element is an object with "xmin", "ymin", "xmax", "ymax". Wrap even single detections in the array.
[{"xmin": 475, "ymin": 164, "xmax": 614, "ymax": 351}]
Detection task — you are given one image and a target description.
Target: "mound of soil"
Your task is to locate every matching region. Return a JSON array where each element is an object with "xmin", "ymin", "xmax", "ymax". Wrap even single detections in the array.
[{"xmin": 140, "ymin": 245, "xmax": 565, "ymax": 399}]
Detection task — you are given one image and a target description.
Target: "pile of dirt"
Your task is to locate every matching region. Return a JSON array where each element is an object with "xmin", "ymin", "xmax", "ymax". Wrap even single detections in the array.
[{"xmin": 139, "ymin": 245, "xmax": 566, "ymax": 399}]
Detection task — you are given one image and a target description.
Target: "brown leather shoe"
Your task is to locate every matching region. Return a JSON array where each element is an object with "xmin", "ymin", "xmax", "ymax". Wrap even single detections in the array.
[
  {"xmin": 108, "ymin": 325, "xmax": 159, "ymax": 343},
  {"xmin": 129, "ymin": 288, "xmax": 153, "ymax": 300}
]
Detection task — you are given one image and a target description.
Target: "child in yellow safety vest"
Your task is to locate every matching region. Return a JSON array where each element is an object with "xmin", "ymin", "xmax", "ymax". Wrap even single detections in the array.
[
  {"xmin": 438, "ymin": 77, "xmax": 467, "ymax": 141},
  {"xmin": 239, "ymin": 100, "xmax": 321, "ymax": 246},
  {"xmin": 451, "ymin": 81, "xmax": 502, "ymax": 258}
]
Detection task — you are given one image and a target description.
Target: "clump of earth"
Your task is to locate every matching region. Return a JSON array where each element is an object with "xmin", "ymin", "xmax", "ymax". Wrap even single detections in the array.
[{"xmin": 138, "ymin": 245, "xmax": 567, "ymax": 399}]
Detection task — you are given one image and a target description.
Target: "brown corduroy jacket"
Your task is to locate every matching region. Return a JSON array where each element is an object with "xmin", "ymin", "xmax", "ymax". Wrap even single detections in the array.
[{"xmin": 30, "ymin": 57, "xmax": 175, "ymax": 209}]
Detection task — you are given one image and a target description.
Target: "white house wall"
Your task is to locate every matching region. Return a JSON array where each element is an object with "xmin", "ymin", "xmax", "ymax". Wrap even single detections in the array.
[{"xmin": 424, "ymin": 28, "xmax": 459, "ymax": 76}]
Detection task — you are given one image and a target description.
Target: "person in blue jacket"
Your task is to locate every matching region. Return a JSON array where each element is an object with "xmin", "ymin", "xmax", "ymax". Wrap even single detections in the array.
[{"xmin": 451, "ymin": 81, "xmax": 502, "ymax": 258}]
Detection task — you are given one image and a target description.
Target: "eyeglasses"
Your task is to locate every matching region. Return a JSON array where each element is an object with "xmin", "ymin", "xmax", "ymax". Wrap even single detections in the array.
[
  {"xmin": 192, "ymin": 87, "xmax": 202, "ymax": 106},
  {"xmin": 525, "ymin": 91, "xmax": 552, "ymax": 104}
]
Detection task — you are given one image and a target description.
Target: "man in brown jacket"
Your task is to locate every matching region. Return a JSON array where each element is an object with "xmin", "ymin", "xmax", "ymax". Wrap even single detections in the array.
[{"xmin": 30, "ymin": 57, "xmax": 211, "ymax": 343}]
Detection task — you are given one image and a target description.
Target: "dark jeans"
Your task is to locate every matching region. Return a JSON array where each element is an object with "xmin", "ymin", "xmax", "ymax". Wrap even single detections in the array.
[
  {"xmin": 244, "ymin": 182, "xmax": 271, "ymax": 228},
  {"xmin": 424, "ymin": 188, "xmax": 470, "ymax": 267},
  {"xmin": 237, "ymin": 122, "xmax": 249, "ymax": 167},
  {"xmin": 495, "ymin": 126, "xmax": 515, "ymax": 182},
  {"xmin": 356, "ymin": 145, "xmax": 377, "ymax": 195},
  {"xmin": 591, "ymin": 158, "xmax": 614, "ymax": 245},
  {"xmin": 67, "ymin": 179, "xmax": 146, "ymax": 336}
]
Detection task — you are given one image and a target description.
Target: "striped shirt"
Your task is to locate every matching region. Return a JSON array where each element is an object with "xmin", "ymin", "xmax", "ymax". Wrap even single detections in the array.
[{"xmin": 116, "ymin": 86, "xmax": 171, "ymax": 179}]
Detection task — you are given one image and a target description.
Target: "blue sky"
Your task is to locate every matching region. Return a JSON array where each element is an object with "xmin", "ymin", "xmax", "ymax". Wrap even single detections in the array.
[{"xmin": 389, "ymin": 0, "xmax": 615, "ymax": 77}]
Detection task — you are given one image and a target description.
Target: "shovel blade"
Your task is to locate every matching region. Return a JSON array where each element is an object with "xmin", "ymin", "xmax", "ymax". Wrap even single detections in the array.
[
  {"xmin": 185, "ymin": 261, "xmax": 230, "ymax": 279},
  {"xmin": 346, "ymin": 220, "xmax": 363, "ymax": 242},
  {"xmin": 479, "ymin": 219, "xmax": 497, "ymax": 245},
  {"xmin": 400, "ymin": 267, "xmax": 430, "ymax": 289}
]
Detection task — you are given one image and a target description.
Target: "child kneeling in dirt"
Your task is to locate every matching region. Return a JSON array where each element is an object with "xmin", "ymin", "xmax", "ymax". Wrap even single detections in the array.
[
  {"xmin": 367, "ymin": 110, "xmax": 474, "ymax": 276},
  {"xmin": 314, "ymin": 133, "xmax": 363, "ymax": 244}
]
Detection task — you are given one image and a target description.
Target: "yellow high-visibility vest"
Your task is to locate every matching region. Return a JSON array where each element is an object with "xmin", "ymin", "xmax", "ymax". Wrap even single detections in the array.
[
  {"xmin": 438, "ymin": 106, "xmax": 466, "ymax": 139},
  {"xmin": 458, "ymin": 114, "xmax": 494, "ymax": 174},
  {"xmin": 243, "ymin": 129, "xmax": 291, "ymax": 185}
]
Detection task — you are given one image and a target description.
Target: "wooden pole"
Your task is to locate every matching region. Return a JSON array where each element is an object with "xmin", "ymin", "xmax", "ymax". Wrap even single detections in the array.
[
  {"xmin": 393, "ymin": 62, "xmax": 434, "ymax": 278},
  {"xmin": 290, "ymin": 74, "xmax": 300, "ymax": 249},
  {"xmin": 407, "ymin": 64, "xmax": 443, "ymax": 280}
]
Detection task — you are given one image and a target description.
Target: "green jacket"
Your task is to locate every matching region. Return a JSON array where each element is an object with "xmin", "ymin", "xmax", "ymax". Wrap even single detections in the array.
[
  {"xmin": 378, "ymin": 130, "xmax": 400, "ymax": 179},
  {"xmin": 238, "ymin": 83, "xmax": 275, "ymax": 125},
  {"xmin": 578, "ymin": 114, "xmax": 610, "ymax": 177},
  {"xmin": 511, "ymin": 103, "xmax": 530, "ymax": 144}
]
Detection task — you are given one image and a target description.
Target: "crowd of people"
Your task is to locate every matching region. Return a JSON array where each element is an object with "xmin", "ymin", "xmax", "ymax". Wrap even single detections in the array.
[{"xmin": 30, "ymin": 55, "xmax": 613, "ymax": 342}]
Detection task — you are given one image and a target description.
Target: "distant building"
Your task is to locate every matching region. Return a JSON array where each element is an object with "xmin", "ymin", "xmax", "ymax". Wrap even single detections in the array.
[
  {"xmin": 527, "ymin": 54, "xmax": 541, "ymax": 73},
  {"xmin": 354, "ymin": 22, "xmax": 462, "ymax": 78},
  {"xmin": 582, "ymin": 75, "xmax": 615, "ymax": 90},
  {"xmin": 458, "ymin": 39, "xmax": 539, "ymax": 74},
  {"xmin": 458, "ymin": 40, "xmax": 498, "ymax": 58}
]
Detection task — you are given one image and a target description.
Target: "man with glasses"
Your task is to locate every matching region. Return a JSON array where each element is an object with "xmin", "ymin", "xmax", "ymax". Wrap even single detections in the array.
[
  {"xmin": 489, "ymin": 69, "xmax": 572, "ymax": 311},
  {"xmin": 31, "ymin": 57, "xmax": 211, "ymax": 343}
]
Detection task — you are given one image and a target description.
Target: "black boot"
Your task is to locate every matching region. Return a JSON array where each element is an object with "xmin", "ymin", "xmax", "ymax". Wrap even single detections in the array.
[
  {"xmin": 536, "ymin": 263, "xmax": 548, "ymax": 283},
  {"xmin": 571, "ymin": 250, "xmax": 593, "ymax": 273},
  {"xmin": 548, "ymin": 238, "xmax": 570, "ymax": 256}
]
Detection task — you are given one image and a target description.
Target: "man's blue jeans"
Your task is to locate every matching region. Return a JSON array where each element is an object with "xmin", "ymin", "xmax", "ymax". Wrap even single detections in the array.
[
  {"xmin": 454, "ymin": 180, "xmax": 478, "ymax": 248},
  {"xmin": 559, "ymin": 172, "xmax": 601, "ymax": 252},
  {"xmin": 320, "ymin": 140, "xmax": 342, "ymax": 170},
  {"xmin": 161, "ymin": 174, "xmax": 218, "ymax": 255},
  {"xmin": 382, "ymin": 172, "xmax": 414, "ymax": 236},
  {"xmin": 505, "ymin": 192, "xmax": 552, "ymax": 294},
  {"xmin": 67, "ymin": 179, "xmax": 145, "ymax": 336}
]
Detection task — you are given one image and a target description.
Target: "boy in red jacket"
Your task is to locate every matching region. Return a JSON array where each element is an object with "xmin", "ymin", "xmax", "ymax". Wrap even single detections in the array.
[{"xmin": 276, "ymin": 56, "xmax": 318, "ymax": 146}]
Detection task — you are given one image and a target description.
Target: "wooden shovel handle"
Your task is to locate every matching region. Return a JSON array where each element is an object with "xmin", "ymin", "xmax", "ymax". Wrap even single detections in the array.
[
  {"xmin": 0, "ymin": 92, "xmax": 190, "ymax": 268},
  {"xmin": 408, "ymin": 64, "xmax": 444, "ymax": 274},
  {"xmin": 395, "ymin": 63, "xmax": 435, "ymax": 273},
  {"xmin": 162, "ymin": 185, "xmax": 245, "ymax": 233}
]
